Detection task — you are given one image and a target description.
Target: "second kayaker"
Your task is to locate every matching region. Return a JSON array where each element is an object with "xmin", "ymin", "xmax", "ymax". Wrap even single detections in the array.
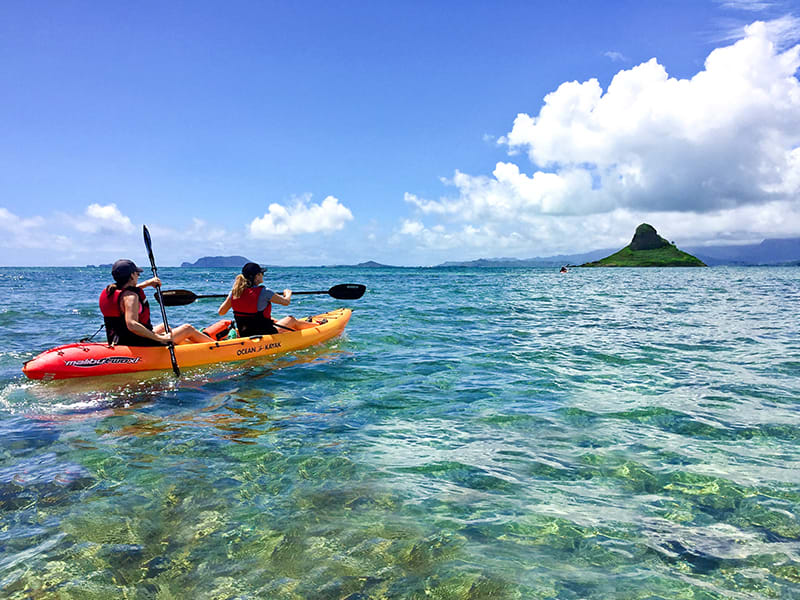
[{"xmin": 218, "ymin": 262, "xmax": 316, "ymax": 336}]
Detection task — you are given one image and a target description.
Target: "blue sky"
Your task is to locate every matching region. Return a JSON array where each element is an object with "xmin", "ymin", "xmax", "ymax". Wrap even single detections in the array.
[{"xmin": 2, "ymin": 1, "xmax": 799, "ymax": 266}]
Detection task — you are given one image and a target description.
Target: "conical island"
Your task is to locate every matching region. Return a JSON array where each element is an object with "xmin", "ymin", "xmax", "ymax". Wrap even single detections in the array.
[{"xmin": 581, "ymin": 224, "xmax": 706, "ymax": 267}]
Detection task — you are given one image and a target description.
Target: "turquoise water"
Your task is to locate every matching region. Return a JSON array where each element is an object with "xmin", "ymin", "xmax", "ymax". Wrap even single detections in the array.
[{"xmin": 1, "ymin": 266, "xmax": 799, "ymax": 599}]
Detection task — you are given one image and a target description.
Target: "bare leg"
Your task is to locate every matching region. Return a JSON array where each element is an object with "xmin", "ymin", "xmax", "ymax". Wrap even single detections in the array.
[
  {"xmin": 275, "ymin": 316, "xmax": 319, "ymax": 331},
  {"xmin": 155, "ymin": 323, "xmax": 214, "ymax": 344},
  {"xmin": 174, "ymin": 324, "xmax": 214, "ymax": 344}
]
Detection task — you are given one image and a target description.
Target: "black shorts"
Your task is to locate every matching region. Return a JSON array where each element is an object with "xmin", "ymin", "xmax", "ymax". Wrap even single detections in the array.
[
  {"xmin": 114, "ymin": 333, "xmax": 165, "ymax": 347},
  {"xmin": 237, "ymin": 321, "xmax": 278, "ymax": 336},
  {"xmin": 127, "ymin": 337, "xmax": 165, "ymax": 347}
]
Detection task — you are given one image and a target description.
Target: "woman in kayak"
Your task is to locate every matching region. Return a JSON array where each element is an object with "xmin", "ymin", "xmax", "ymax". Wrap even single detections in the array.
[
  {"xmin": 100, "ymin": 259, "xmax": 213, "ymax": 346},
  {"xmin": 218, "ymin": 262, "xmax": 317, "ymax": 336}
]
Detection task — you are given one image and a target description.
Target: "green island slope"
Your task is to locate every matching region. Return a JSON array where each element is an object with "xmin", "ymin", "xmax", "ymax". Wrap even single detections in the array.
[{"xmin": 582, "ymin": 224, "xmax": 706, "ymax": 267}]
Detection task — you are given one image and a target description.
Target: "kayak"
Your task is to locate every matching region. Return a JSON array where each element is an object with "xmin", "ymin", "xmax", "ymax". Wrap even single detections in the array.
[{"xmin": 22, "ymin": 308, "xmax": 351, "ymax": 380}]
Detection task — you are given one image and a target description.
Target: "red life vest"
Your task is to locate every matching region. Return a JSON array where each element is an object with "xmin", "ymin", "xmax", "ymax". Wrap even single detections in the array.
[
  {"xmin": 98, "ymin": 286, "xmax": 154, "ymax": 345},
  {"xmin": 231, "ymin": 286, "xmax": 276, "ymax": 336}
]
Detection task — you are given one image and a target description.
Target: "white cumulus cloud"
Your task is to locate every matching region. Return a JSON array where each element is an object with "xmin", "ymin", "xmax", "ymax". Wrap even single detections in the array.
[
  {"xmin": 249, "ymin": 195, "xmax": 354, "ymax": 238},
  {"xmin": 75, "ymin": 203, "xmax": 135, "ymax": 233},
  {"xmin": 503, "ymin": 20, "xmax": 800, "ymax": 212},
  {"xmin": 402, "ymin": 20, "xmax": 800, "ymax": 251}
]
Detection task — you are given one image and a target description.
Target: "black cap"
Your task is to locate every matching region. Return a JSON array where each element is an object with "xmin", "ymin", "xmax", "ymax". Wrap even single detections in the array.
[
  {"xmin": 242, "ymin": 262, "xmax": 266, "ymax": 279},
  {"xmin": 112, "ymin": 259, "xmax": 143, "ymax": 284}
]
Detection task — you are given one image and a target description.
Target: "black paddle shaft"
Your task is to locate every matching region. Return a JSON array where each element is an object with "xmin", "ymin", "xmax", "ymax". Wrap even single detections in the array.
[
  {"xmin": 143, "ymin": 225, "xmax": 180, "ymax": 376},
  {"xmin": 157, "ymin": 283, "xmax": 366, "ymax": 307}
]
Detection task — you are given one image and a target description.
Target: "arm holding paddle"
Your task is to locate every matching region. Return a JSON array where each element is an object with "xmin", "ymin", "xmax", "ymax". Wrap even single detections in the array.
[
  {"xmin": 217, "ymin": 294, "xmax": 232, "ymax": 316},
  {"xmin": 120, "ymin": 274, "xmax": 172, "ymax": 343},
  {"xmin": 138, "ymin": 276, "xmax": 163, "ymax": 290},
  {"xmin": 121, "ymin": 289, "xmax": 207, "ymax": 346},
  {"xmin": 120, "ymin": 290, "xmax": 172, "ymax": 345},
  {"xmin": 102, "ymin": 259, "xmax": 210, "ymax": 351},
  {"xmin": 270, "ymin": 289, "xmax": 292, "ymax": 306}
]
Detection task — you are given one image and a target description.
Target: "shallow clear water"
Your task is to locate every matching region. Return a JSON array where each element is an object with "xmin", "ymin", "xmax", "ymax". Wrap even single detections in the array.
[{"xmin": 1, "ymin": 266, "xmax": 799, "ymax": 599}]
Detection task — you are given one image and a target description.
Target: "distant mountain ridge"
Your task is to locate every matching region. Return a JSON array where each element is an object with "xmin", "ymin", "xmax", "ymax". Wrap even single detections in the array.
[
  {"xmin": 685, "ymin": 238, "xmax": 800, "ymax": 266},
  {"xmin": 181, "ymin": 256, "xmax": 252, "ymax": 268},
  {"xmin": 438, "ymin": 249, "xmax": 614, "ymax": 268},
  {"xmin": 176, "ymin": 238, "xmax": 800, "ymax": 269},
  {"xmin": 435, "ymin": 236, "xmax": 800, "ymax": 267}
]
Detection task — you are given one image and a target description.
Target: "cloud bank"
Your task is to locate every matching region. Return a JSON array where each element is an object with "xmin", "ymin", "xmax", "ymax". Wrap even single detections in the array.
[
  {"xmin": 0, "ymin": 190, "xmax": 361, "ymax": 264},
  {"xmin": 399, "ymin": 21, "xmax": 800, "ymax": 256}
]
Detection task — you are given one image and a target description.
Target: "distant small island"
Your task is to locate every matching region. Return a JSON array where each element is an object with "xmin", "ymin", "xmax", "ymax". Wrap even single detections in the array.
[
  {"xmin": 320, "ymin": 260, "xmax": 400, "ymax": 268},
  {"xmin": 354, "ymin": 261, "xmax": 393, "ymax": 268},
  {"xmin": 581, "ymin": 224, "xmax": 706, "ymax": 267},
  {"xmin": 181, "ymin": 256, "xmax": 253, "ymax": 268},
  {"xmin": 180, "ymin": 256, "xmax": 398, "ymax": 268}
]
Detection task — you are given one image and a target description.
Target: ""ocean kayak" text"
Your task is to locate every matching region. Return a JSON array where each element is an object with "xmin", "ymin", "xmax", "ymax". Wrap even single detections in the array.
[{"xmin": 236, "ymin": 343, "xmax": 281, "ymax": 356}]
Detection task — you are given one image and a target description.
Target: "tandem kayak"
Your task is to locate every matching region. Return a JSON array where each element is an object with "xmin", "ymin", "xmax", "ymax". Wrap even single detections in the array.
[{"xmin": 23, "ymin": 308, "xmax": 351, "ymax": 380}]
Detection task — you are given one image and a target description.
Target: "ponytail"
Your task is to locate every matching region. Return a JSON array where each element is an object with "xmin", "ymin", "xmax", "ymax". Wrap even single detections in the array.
[
  {"xmin": 105, "ymin": 283, "xmax": 119, "ymax": 297},
  {"xmin": 231, "ymin": 274, "xmax": 251, "ymax": 299}
]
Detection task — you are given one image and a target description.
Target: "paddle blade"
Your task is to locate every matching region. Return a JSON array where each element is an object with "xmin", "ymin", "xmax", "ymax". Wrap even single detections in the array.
[
  {"xmin": 157, "ymin": 289, "xmax": 198, "ymax": 306},
  {"xmin": 328, "ymin": 283, "xmax": 366, "ymax": 300},
  {"xmin": 143, "ymin": 224, "xmax": 152, "ymax": 251},
  {"xmin": 142, "ymin": 225, "xmax": 156, "ymax": 265}
]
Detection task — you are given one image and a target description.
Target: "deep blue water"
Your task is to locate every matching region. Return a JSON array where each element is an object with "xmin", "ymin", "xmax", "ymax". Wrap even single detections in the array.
[{"xmin": 1, "ymin": 266, "xmax": 799, "ymax": 599}]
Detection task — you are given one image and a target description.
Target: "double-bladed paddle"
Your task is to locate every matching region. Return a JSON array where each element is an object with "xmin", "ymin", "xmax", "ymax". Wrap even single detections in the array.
[
  {"xmin": 143, "ymin": 225, "xmax": 180, "ymax": 377},
  {"xmin": 156, "ymin": 283, "xmax": 366, "ymax": 307}
]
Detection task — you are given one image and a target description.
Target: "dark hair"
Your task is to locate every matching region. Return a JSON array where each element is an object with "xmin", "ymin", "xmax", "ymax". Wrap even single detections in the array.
[
  {"xmin": 111, "ymin": 259, "xmax": 142, "ymax": 285},
  {"xmin": 241, "ymin": 262, "xmax": 265, "ymax": 279}
]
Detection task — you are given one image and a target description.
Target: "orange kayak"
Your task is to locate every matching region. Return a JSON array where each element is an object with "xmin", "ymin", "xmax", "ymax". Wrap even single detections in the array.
[{"xmin": 23, "ymin": 308, "xmax": 351, "ymax": 380}]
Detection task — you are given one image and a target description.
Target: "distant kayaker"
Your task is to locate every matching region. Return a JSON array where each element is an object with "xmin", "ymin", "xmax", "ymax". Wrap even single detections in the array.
[
  {"xmin": 99, "ymin": 259, "xmax": 213, "ymax": 346},
  {"xmin": 560, "ymin": 266, "xmax": 568, "ymax": 273},
  {"xmin": 218, "ymin": 262, "xmax": 317, "ymax": 336}
]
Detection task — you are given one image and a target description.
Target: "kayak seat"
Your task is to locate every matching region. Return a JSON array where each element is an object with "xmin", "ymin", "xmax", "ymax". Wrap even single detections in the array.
[{"xmin": 202, "ymin": 319, "xmax": 234, "ymax": 341}]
